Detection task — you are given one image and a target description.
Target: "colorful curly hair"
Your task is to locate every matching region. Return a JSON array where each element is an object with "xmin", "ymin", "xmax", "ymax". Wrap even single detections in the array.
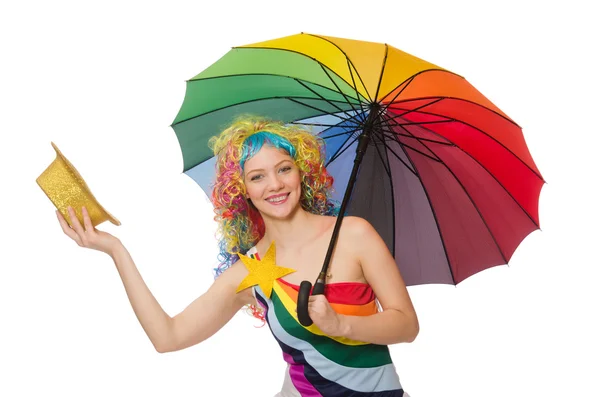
[{"xmin": 208, "ymin": 115, "xmax": 339, "ymax": 319}]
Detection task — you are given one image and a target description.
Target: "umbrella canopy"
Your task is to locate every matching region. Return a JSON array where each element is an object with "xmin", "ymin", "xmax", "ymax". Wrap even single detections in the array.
[{"xmin": 171, "ymin": 32, "xmax": 544, "ymax": 287}]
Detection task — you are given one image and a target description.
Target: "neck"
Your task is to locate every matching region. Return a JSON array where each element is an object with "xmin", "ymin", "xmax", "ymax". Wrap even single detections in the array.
[{"xmin": 260, "ymin": 206, "xmax": 316, "ymax": 250}]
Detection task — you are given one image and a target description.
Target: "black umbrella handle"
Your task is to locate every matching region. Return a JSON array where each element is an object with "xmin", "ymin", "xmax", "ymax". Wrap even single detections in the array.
[{"xmin": 297, "ymin": 273, "xmax": 327, "ymax": 327}]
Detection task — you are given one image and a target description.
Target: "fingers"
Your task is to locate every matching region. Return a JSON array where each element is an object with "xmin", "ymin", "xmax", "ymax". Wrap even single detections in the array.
[
  {"xmin": 81, "ymin": 206, "xmax": 94, "ymax": 233},
  {"xmin": 67, "ymin": 206, "xmax": 85, "ymax": 236},
  {"xmin": 308, "ymin": 294, "xmax": 329, "ymax": 313},
  {"xmin": 58, "ymin": 206, "xmax": 93, "ymax": 247},
  {"xmin": 56, "ymin": 209, "xmax": 80, "ymax": 242},
  {"xmin": 308, "ymin": 295, "xmax": 327, "ymax": 303},
  {"xmin": 307, "ymin": 295, "xmax": 336, "ymax": 334}
]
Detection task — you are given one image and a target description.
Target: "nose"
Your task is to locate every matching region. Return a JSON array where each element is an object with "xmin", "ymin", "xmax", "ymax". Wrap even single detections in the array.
[{"xmin": 267, "ymin": 173, "xmax": 285, "ymax": 191}]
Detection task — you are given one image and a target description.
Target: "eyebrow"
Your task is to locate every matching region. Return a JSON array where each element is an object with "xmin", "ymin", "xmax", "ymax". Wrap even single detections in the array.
[{"xmin": 245, "ymin": 159, "xmax": 293, "ymax": 175}]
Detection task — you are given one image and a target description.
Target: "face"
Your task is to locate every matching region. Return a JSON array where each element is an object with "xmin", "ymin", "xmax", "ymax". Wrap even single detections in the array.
[{"xmin": 243, "ymin": 145, "xmax": 302, "ymax": 220}]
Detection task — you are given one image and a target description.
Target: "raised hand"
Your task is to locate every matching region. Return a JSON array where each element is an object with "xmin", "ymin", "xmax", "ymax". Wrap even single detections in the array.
[{"xmin": 56, "ymin": 206, "xmax": 121, "ymax": 256}]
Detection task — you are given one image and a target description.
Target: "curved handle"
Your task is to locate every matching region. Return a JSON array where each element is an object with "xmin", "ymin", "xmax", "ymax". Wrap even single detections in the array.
[
  {"xmin": 297, "ymin": 281, "xmax": 313, "ymax": 326},
  {"xmin": 297, "ymin": 278, "xmax": 327, "ymax": 327}
]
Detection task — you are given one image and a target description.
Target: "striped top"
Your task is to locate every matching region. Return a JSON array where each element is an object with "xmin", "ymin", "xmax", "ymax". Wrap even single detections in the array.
[{"xmin": 246, "ymin": 247, "xmax": 404, "ymax": 397}]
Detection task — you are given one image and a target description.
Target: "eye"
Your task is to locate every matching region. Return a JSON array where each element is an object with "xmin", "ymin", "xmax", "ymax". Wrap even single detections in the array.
[
  {"xmin": 250, "ymin": 174, "xmax": 263, "ymax": 181},
  {"xmin": 279, "ymin": 166, "xmax": 292, "ymax": 173}
]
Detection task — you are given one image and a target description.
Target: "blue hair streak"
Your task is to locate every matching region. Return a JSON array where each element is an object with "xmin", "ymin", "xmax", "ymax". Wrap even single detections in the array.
[{"xmin": 240, "ymin": 131, "xmax": 297, "ymax": 170}]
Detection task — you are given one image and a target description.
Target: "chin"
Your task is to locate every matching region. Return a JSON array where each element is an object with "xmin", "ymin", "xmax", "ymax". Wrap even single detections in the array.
[{"xmin": 261, "ymin": 207, "xmax": 296, "ymax": 220}]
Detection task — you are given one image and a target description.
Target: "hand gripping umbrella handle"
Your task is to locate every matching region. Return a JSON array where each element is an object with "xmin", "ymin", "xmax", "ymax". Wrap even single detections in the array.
[{"xmin": 297, "ymin": 273, "xmax": 327, "ymax": 327}]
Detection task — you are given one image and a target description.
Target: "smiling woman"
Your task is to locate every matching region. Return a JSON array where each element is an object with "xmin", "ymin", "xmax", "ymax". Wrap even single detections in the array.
[{"xmin": 56, "ymin": 115, "xmax": 418, "ymax": 397}]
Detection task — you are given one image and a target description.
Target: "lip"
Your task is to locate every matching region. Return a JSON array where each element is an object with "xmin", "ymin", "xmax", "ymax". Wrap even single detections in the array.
[{"xmin": 265, "ymin": 193, "xmax": 289, "ymax": 204}]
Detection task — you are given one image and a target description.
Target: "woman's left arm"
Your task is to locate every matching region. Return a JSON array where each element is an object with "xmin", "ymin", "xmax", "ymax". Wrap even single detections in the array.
[{"xmin": 309, "ymin": 217, "xmax": 419, "ymax": 345}]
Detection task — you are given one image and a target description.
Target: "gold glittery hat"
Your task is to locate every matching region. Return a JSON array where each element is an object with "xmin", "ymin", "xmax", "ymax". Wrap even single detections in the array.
[{"xmin": 36, "ymin": 142, "xmax": 121, "ymax": 227}]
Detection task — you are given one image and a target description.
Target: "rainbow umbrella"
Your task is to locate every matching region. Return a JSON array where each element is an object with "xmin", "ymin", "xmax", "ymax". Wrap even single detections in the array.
[{"xmin": 171, "ymin": 33, "xmax": 544, "ymax": 325}]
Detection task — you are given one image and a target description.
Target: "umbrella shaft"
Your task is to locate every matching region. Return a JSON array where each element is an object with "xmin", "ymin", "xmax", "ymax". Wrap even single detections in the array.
[{"xmin": 317, "ymin": 108, "xmax": 379, "ymax": 280}]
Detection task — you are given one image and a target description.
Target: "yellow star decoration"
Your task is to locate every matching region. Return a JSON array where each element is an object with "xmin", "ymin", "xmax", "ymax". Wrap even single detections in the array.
[{"xmin": 236, "ymin": 242, "xmax": 296, "ymax": 298}]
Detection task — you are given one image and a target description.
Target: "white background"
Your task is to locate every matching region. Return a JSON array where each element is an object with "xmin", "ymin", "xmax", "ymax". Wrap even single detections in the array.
[{"xmin": 1, "ymin": 1, "xmax": 598, "ymax": 396}]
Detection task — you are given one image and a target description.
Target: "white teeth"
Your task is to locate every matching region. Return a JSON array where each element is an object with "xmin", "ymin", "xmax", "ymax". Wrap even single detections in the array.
[{"xmin": 267, "ymin": 195, "xmax": 287, "ymax": 203}]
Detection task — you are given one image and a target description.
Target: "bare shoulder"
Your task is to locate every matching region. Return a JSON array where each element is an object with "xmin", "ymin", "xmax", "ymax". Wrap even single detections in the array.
[
  {"xmin": 338, "ymin": 216, "xmax": 389, "ymax": 260},
  {"xmin": 340, "ymin": 216, "xmax": 378, "ymax": 240},
  {"xmin": 332, "ymin": 216, "xmax": 373, "ymax": 256}
]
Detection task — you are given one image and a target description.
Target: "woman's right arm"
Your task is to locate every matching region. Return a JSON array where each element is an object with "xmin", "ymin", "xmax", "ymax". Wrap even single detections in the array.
[
  {"xmin": 58, "ymin": 206, "xmax": 253, "ymax": 354},
  {"xmin": 110, "ymin": 242, "xmax": 252, "ymax": 353}
]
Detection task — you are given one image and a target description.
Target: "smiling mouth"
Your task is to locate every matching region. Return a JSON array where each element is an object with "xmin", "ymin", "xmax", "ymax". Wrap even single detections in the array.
[{"xmin": 266, "ymin": 193, "xmax": 289, "ymax": 204}]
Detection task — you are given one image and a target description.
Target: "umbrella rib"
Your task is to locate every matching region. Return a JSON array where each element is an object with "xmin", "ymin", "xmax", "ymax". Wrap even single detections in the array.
[
  {"xmin": 321, "ymin": 129, "xmax": 362, "ymax": 140},
  {"xmin": 373, "ymin": 44, "xmax": 389, "ymax": 102},
  {"xmin": 371, "ymin": 109, "xmax": 455, "ymax": 144},
  {"xmin": 386, "ymin": 97, "xmax": 446, "ymax": 119},
  {"xmin": 327, "ymin": 136, "xmax": 360, "ymax": 166},
  {"xmin": 382, "ymin": 120, "xmax": 455, "ymax": 157},
  {"xmin": 386, "ymin": 95, "xmax": 522, "ymax": 129},
  {"xmin": 346, "ymin": 58, "xmax": 368, "ymax": 109},
  {"xmin": 368, "ymin": 131, "xmax": 392, "ymax": 178},
  {"xmin": 348, "ymin": 58, "xmax": 373, "ymax": 103},
  {"xmin": 378, "ymin": 126, "xmax": 455, "ymax": 146},
  {"xmin": 172, "ymin": 96, "xmax": 352, "ymax": 126},
  {"xmin": 377, "ymin": 69, "xmax": 462, "ymax": 104},
  {"xmin": 318, "ymin": 64, "xmax": 364, "ymax": 117},
  {"xmin": 386, "ymin": 123, "xmax": 457, "ymax": 283},
  {"xmin": 317, "ymin": 114, "xmax": 369, "ymax": 149},
  {"xmin": 384, "ymin": 112, "xmax": 454, "ymax": 127},
  {"xmin": 325, "ymin": 125, "xmax": 364, "ymax": 166},
  {"xmin": 384, "ymin": 103, "xmax": 546, "ymax": 182},
  {"xmin": 377, "ymin": 75, "xmax": 416, "ymax": 112},
  {"xmin": 370, "ymin": 132, "xmax": 418, "ymax": 177},
  {"xmin": 231, "ymin": 46, "xmax": 371, "ymax": 103},
  {"xmin": 387, "ymin": 101, "xmax": 544, "ymax": 183},
  {"xmin": 293, "ymin": 79, "xmax": 362, "ymax": 124},
  {"xmin": 387, "ymin": 113, "xmax": 509, "ymax": 263},
  {"xmin": 384, "ymin": 129, "xmax": 397, "ymax": 260},
  {"xmin": 307, "ymin": 33, "xmax": 374, "ymax": 103},
  {"xmin": 386, "ymin": 102, "xmax": 545, "ymax": 182},
  {"xmin": 187, "ymin": 73, "xmax": 366, "ymax": 107},
  {"xmin": 371, "ymin": 126, "xmax": 397, "ymax": 259},
  {"xmin": 346, "ymin": 58, "xmax": 362, "ymax": 108},
  {"xmin": 379, "ymin": 116, "xmax": 447, "ymax": 160},
  {"xmin": 285, "ymin": 97, "xmax": 357, "ymax": 122},
  {"xmin": 384, "ymin": 112, "xmax": 542, "ymax": 228},
  {"xmin": 379, "ymin": 90, "xmax": 450, "ymax": 131},
  {"xmin": 292, "ymin": 110, "xmax": 364, "ymax": 134},
  {"xmin": 290, "ymin": 122, "xmax": 349, "ymax": 129},
  {"xmin": 321, "ymin": 111, "xmax": 367, "ymax": 136},
  {"xmin": 380, "ymin": 131, "xmax": 444, "ymax": 164},
  {"xmin": 386, "ymin": 138, "xmax": 398, "ymax": 263}
]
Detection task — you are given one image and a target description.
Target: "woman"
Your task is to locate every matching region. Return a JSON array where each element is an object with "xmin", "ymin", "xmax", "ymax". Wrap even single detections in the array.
[{"xmin": 57, "ymin": 116, "xmax": 419, "ymax": 396}]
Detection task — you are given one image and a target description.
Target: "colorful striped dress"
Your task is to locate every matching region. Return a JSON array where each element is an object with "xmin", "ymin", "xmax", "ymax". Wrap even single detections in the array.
[{"xmin": 246, "ymin": 247, "xmax": 406, "ymax": 397}]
